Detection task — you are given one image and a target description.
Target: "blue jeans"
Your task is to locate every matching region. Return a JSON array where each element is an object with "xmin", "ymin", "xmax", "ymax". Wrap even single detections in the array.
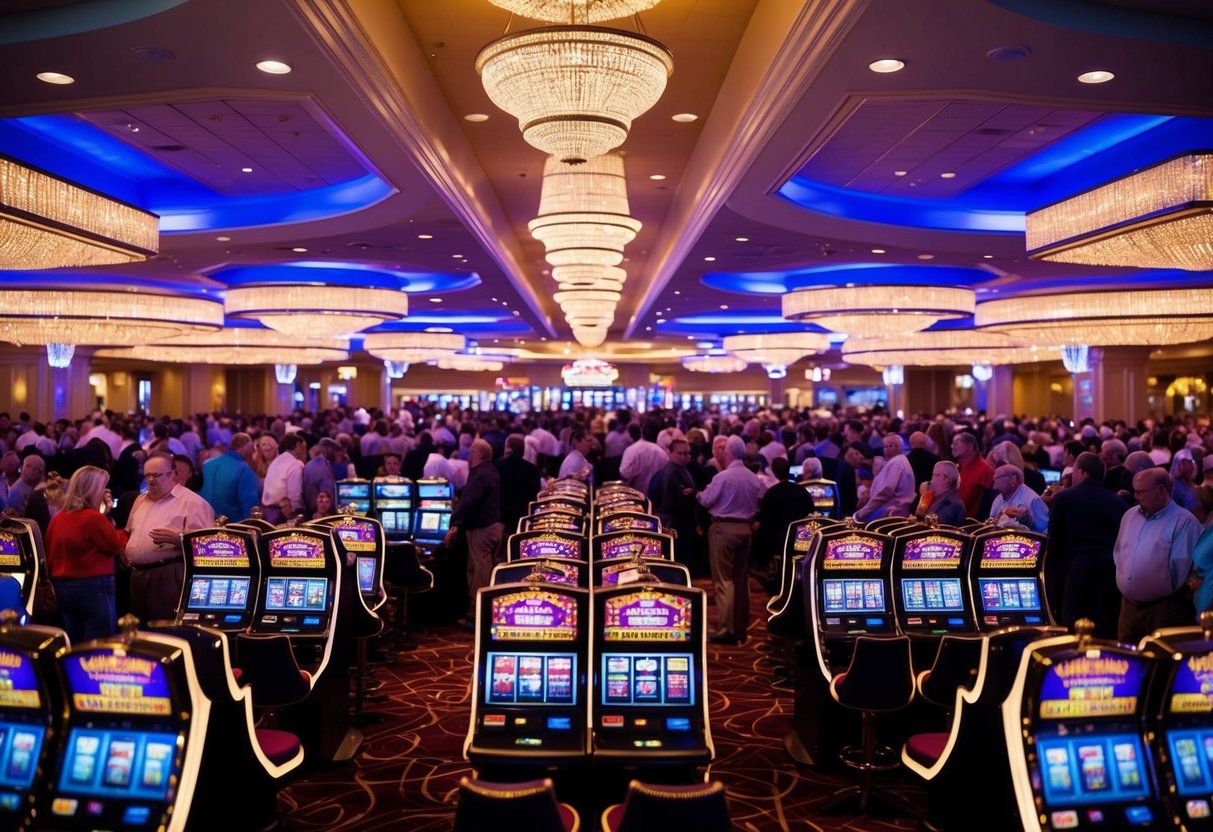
[{"xmin": 53, "ymin": 575, "xmax": 117, "ymax": 644}]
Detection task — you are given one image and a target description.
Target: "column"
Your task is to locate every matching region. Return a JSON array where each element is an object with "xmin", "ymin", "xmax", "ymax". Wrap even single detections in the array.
[{"xmin": 1071, "ymin": 346, "xmax": 1151, "ymax": 424}]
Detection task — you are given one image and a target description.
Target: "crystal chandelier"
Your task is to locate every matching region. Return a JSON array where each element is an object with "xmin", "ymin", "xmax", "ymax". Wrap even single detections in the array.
[
  {"xmin": 682, "ymin": 354, "xmax": 747, "ymax": 373},
  {"xmin": 1061, "ymin": 345, "xmax": 1090, "ymax": 374},
  {"xmin": 975, "ymin": 288, "xmax": 1213, "ymax": 345},
  {"xmin": 224, "ymin": 285, "xmax": 409, "ymax": 338},
  {"xmin": 0, "ymin": 289, "xmax": 223, "ymax": 347},
  {"xmin": 552, "ymin": 263, "xmax": 627, "ymax": 292},
  {"xmin": 97, "ymin": 327, "xmax": 349, "ymax": 364},
  {"xmin": 881, "ymin": 365, "xmax": 905, "ymax": 386},
  {"xmin": 530, "ymin": 154, "xmax": 641, "ymax": 263},
  {"xmin": 384, "ymin": 360, "xmax": 409, "ymax": 379},
  {"xmin": 433, "ymin": 349, "xmax": 518, "ymax": 372},
  {"xmin": 971, "ymin": 363, "xmax": 994, "ymax": 382},
  {"xmin": 722, "ymin": 332, "xmax": 831, "ymax": 366},
  {"xmin": 477, "ymin": 26, "xmax": 674, "ymax": 164},
  {"xmin": 782, "ymin": 285, "xmax": 975, "ymax": 337},
  {"xmin": 842, "ymin": 330, "xmax": 1057, "ymax": 367},
  {"xmin": 0, "ymin": 155, "xmax": 159, "ymax": 269},
  {"xmin": 362, "ymin": 331, "xmax": 466, "ymax": 363},
  {"xmin": 46, "ymin": 343, "xmax": 75, "ymax": 369},
  {"xmin": 487, "ymin": 0, "xmax": 661, "ymax": 23},
  {"xmin": 1026, "ymin": 153, "xmax": 1213, "ymax": 270},
  {"xmin": 275, "ymin": 364, "xmax": 298, "ymax": 384}
]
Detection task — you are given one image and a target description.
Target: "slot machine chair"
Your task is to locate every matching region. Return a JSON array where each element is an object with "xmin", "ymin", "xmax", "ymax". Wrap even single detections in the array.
[
  {"xmin": 382, "ymin": 540, "xmax": 434, "ymax": 650},
  {"xmin": 765, "ymin": 531, "xmax": 823, "ymax": 690},
  {"xmin": 601, "ymin": 779, "xmax": 731, "ymax": 832},
  {"xmin": 453, "ymin": 776, "xmax": 578, "ymax": 832},
  {"xmin": 823, "ymin": 634, "xmax": 920, "ymax": 819},
  {"xmin": 915, "ymin": 634, "xmax": 985, "ymax": 714}
]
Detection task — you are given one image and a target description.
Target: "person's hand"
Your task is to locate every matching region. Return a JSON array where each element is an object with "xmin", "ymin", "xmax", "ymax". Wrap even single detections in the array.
[
  {"xmin": 443, "ymin": 527, "xmax": 458, "ymax": 547},
  {"xmin": 149, "ymin": 527, "xmax": 182, "ymax": 547},
  {"xmin": 100, "ymin": 489, "xmax": 113, "ymax": 515}
]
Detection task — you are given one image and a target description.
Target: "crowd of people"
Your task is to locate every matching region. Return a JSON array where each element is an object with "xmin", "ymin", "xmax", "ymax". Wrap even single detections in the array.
[{"xmin": 2, "ymin": 402, "xmax": 1212, "ymax": 647}]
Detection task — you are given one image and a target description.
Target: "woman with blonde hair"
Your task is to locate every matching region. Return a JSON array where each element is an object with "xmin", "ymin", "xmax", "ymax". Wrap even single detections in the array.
[{"xmin": 45, "ymin": 465, "xmax": 129, "ymax": 643}]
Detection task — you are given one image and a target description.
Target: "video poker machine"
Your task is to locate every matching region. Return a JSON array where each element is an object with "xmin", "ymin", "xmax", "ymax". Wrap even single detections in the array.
[
  {"xmin": 971, "ymin": 528, "xmax": 1052, "ymax": 631},
  {"xmin": 800, "ymin": 479, "xmax": 840, "ymax": 519},
  {"xmin": 371, "ymin": 477, "xmax": 414, "ymax": 542},
  {"xmin": 335, "ymin": 479, "xmax": 371, "ymax": 515},
  {"xmin": 0, "ymin": 612, "xmax": 67, "ymax": 830},
  {"xmin": 591, "ymin": 584, "xmax": 713, "ymax": 768},
  {"xmin": 415, "ymin": 478, "xmax": 453, "ymax": 508},
  {"xmin": 177, "ymin": 524, "xmax": 260, "ymax": 633},
  {"xmin": 250, "ymin": 528, "xmax": 341, "ymax": 641},
  {"xmin": 1002, "ymin": 622, "xmax": 1161, "ymax": 831},
  {"xmin": 38, "ymin": 620, "xmax": 210, "ymax": 832},
  {"xmin": 464, "ymin": 584, "xmax": 590, "ymax": 769},
  {"xmin": 892, "ymin": 527, "xmax": 976, "ymax": 636},
  {"xmin": 809, "ymin": 529, "xmax": 897, "ymax": 652}
]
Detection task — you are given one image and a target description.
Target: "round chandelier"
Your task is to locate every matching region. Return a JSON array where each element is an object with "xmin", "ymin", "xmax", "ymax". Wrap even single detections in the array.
[
  {"xmin": 975, "ymin": 287, "xmax": 1213, "ymax": 345},
  {"xmin": 487, "ymin": 0, "xmax": 661, "ymax": 23},
  {"xmin": 530, "ymin": 154, "xmax": 641, "ymax": 263},
  {"xmin": 0, "ymin": 288, "xmax": 223, "ymax": 347},
  {"xmin": 842, "ymin": 330, "xmax": 1057, "ymax": 367},
  {"xmin": 782, "ymin": 285, "xmax": 975, "ymax": 337},
  {"xmin": 224, "ymin": 284, "xmax": 409, "ymax": 338},
  {"xmin": 476, "ymin": 26, "xmax": 674, "ymax": 165},
  {"xmin": 362, "ymin": 331, "xmax": 466, "ymax": 363},
  {"xmin": 96, "ymin": 327, "xmax": 350, "ymax": 365},
  {"xmin": 682, "ymin": 354, "xmax": 747, "ymax": 373},
  {"xmin": 552, "ymin": 264, "xmax": 627, "ymax": 292},
  {"xmin": 722, "ymin": 332, "xmax": 831, "ymax": 366}
]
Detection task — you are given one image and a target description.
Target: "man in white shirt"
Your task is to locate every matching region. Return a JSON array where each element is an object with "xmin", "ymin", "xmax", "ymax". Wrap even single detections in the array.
[
  {"xmin": 261, "ymin": 433, "xmax": 306, "ymax": 523},
  {"xmin": 558, "ymin": 429, "xmax": 595, "ymax": 482},
  {"xmin": 853, "ymin": 433, "xmax": 915, "ymax": 521},
  {"xmin": 619, "ymin": 420, "xmax": 669, "ymax": 496}
]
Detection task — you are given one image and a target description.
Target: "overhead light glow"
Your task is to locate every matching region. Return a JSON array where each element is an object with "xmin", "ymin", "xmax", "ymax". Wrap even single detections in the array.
[
  {"xmin": 36, "ymin": 72, "xmax": 75, "ymax": 85},
  {"xmin": 464, "ymin": 113, "xmax": 490, "ymax": 122},
  {"xmin": 1077, "ymin": 70, "xmax": 1114, "ymax": 84},
  {"xmin": 256, "ymin": 60, "xmax": 292, "ymax": 75},
  {"xmin": 868, "ymin": 58, "xmax": 905, "ymax": 74},
  {"xmin": 671, "ymin": 113, "xmax": 699, "ymax": 123}
]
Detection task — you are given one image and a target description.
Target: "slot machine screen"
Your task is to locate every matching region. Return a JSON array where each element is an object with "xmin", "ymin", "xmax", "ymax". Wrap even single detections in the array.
[
  {"xmin": 357, "ymin": 557, "xmax": 376, "ymax": 594},
  {"xmin": 1036, "ymin": 734, "xmax": 1151, "ymax": 807},
  {"xmin": 267, "ymin": 534, "xmax": 327, "ymax": 569},
  {"xmin": 336, "ymin": 482, "xmax": 371, "ymax": 513},
  {"xmin": 1168, "ymin": 649, "xmax": 1213, "ymax": 716},
  {"xmin": 489, "ymin": 590, "xmax": 578, "ymax": 641},
  {"xmin": 263, "ymin": 577, "xmax": 329, "ymax": 612},
  {"xmin": 373, "ymin": 482, "xmax": 413, "ymax": 509},
  {"xmin": 792, "ymin": 524, "xmax": 819, "ymax": 552},
  {"xmin": 186, "ymin": 576, "xmax": 251, "ymax": 611},
  {"xmin": 978, "ymin": 578, "xmax": 1042, "ymax": 612},
  {"xmin": 497, "ymin": 562, "xmax": 580, "ymax": 587},
  {"xmin": 413, "ymin": 509, "xmax": 451, "ymax": 541},
  {"xmin": 1042, "ymin": 469, "xmax": 1062, "ymax": 486},
  {"xmin": 787, "ymin": 465, "xmax": 803, "ymax": 482},
  {"xmin": 56, "ymin": 729, "xmax": 179, "ymax": 801},
  {"xmin": 0, "ymin": 648, "xmax": 40, "ymax": 711},
  {"xmin": 334, "ymin": 521, "xmax": 377, "ymax": 552},
  {"xmin": 417, "ymin": 482, "xmax": 453, "ymax": 506},
  {"xmin": 602, "ymin": 590, "xmax": 692, "ymax": 642},
  {"xmin": 599, "ymin": 535, "xmax": 664, "ymax": 561},
  {"xmin": 1037, "ymin": 652, "xmax": 1150, "ymax": 721},
  {"xmin": 188, "ymin": 533, "xmax": 251, "ymax": 569},
  {"xmin": 980, "ymin": 534, "xmax": 1041, "ymax": 569},
  {"xmin": 822, "ymin": 534, "xmax": 885, "ymax": 570},
  {"xmin": 600, "ymin": 654, "xmax": 695, "ymax": 707},
  {"xmin": 517, "ymin": 535, "xmax": 582, "ymax": 560},
  {"xmin": 900, "ymin": 535, "xmax": 964, "ymax": 569},
  {"xmin": 601, "ymin": 515, "xmax": 658, "ymax": 532},
  {"xmin": 0, "ymin": 720, "xmax": 45, "ymax": 792},
  {"xmin": 804, "ymin": 482, "xmax": 837, "ymax": 511},
  {"xmin": 379, "ymin": 510, "xmax": 412, "ymax": 535},
  {"xmin": 485, "ymin": 653, "xmax": 577, "ymax": 705},
  {"xmin": 822, "ymin": 579, "xmax": 887, "ymax": 613},
  {"xmin": 1166, "ymin": 730, "xmax": 1213, "ymax": 796},
  {"xmin": 0, "ymin": 533, "xmax": 22, "ymax": 568},
  {"xmin": 900, "ymin": 578, "xmax": 964, "ymax": 612}
]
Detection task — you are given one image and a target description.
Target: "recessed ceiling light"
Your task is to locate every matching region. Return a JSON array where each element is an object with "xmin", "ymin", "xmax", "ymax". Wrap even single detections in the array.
[
  {"xmin": 36, "ymin": 71, "xmax": 75, "ymax": 85},
  {"xmin": 256, "ymin": 60, "xmax": 292, "ymax": 75},
  {"xmin": 983, "ymin": 254, "xmax": 994, "ymax": 259},
  {"xmin": 868, "ymin": 58, "xmax": 905, "ymax": 74},
  {"xmin": 719, "ymin": 304, "xmax": 729, "ymax": 310},
  {"xmin": 241, "ymin": 167, "xmax": 253, "ymax": 173},
  {"xmin": 649, "ymin": 174, "xmax": 666, "ymax": 181},
  {"xmin": 673, "ymin": 290, "xmax": 680, "ymax": 295},
  {"xmin": 216, "ymin": 236, "xmax": 231, "ymax": 242},
  {"xmin": 645, "ymin": 326, "xmax": 652, "ymax": 332},
  {"xmin": 463, "ymin": 113, "xmax": 490, "ymax": 122},
  {"xmin": 671, "ymin": 113, "xmax": 699, "ymax": 123},
  {"xmin": 917, "ymin": 254, "xmax": 935, "ymax": 260},
  {"xmin": 1077, "ymin": 70, "xmax": 1114, "ymax": 84},
  {"xmin": 940, "ymin": 172, "xmax": 957, "ymax": 179},
  {"xmin": 429, "ymin": 297, "xmax": 442, "ymax": 303},
  {"xmin": 291, "ymin": 247, "xmax": 307, "ymax": 253},
  {"xmin": 424, "ymin": 326, "xmax": 454, "ymax": 333},
  {"xmin": 893, "ymin": 170, "xmax": 908, "ymax": 177},
  {"xmin": 871, "ymin": 248, "xmax": 886, "ymax": 254},
  {"xmin": 735, "ymin": 236, "xmax": 749, "ymax": 242},
  {"xmin": 703, "ymin": 256, "xmax": 716, "ymax": 262},
  {"xmin": 417, "ymin": 234, "xmax": 433, "ymax": 240},
  {"xmin": 452, "ymin": 254, "xmax": 464, "ymax": 259}
]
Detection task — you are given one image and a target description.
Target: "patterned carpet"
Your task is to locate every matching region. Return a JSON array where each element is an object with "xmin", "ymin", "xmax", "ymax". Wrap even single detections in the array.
[{"xmin": 279, "ymin": 577, "xmax": 924, "ymax": 830}]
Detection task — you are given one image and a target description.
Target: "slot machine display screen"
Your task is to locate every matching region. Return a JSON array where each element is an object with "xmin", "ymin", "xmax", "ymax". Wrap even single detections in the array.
[
  {"xmin": 804, "ymin": 482, "xmax": 837, "ymax": 511},
  {"xmin": 485, "ymin": 653, "xmax": 577, "ymax": 705},
  {"xmin": 980, "ymin": 534, "xmax": 1041, "ymax": 569},
  {"xmin": 978, "ymin": 578, "xmax": 1042, "ymax": 612},
  {"xmin": 1035, "ymin": 733, "xmax": 1151, "ymax": 807},
  {"xmin": 379, "ymin": 510, "xmax": 412, "ymax": 535},
  {"xmin": 186, "ymin": 576, "xmax": 251, "ymax": 611},
  {"xmin": 0, "ymin": 533, "xmax": 22, "ymax": 568},
  {"xmin": 417, "ymin": 482, "xmax": 453, "ymax": 505},
  {"xmin": 357, "ymin": 557, "xmax": 377, "ymax": 594},
  {"xmin": 601, "ymin": 515, "xmax": 658, "ymax": 532},
  {"xmin": 1037, "ymin": 652, "xmax": 1150, "ymax": 721},
  {"xmin": 267, "ymin": 535, "xmax": 327, "ymax": 569},
  {"xmin": 821, "ymin": 534, "xmax": 885, "ymax": 570},
  {"xmin": 498, "ymin": 562, "xmax": 580, "ymax": 587},
  {"xmin": 413, "ymin": 509, "xmax": 451, "ymax": 541},
  {"xmin": 188, "ymin": 533, "xmax": 251, "ymax": 569},
  {"xmin": 602, "ymin": 590, "xmax": 692, "ymax": 642},
  {"xmin": 1166, "ymin": 729, "xmax": 1213, "ymax": 796},
  {"xmin": 0, "ymin": 720, "xmax": 45, "ymax": 793},
  {"xmin": 599, "ymin": 535, "xmax": 664, "ymax": 561},
  {"xmin": 0, "ymin": 648, "xmax": 40, "ymax": 711},
  {"xmin": 900, "ymin": 578, "xmax": 964, "ymax": 612},
  {"xmin": 264, "ymin": 577, "xmax": 329, "ymax": 612},
  {"xmin": 1167, "ymin": 649, "xmax": 1213, "ymax": 716},
  {"xmin": 792, "ymin": 524, "xmax": 820, "ymax": 553},
  {"xmin": 489, "ymin": 590, "xmax": 577, "ymax": 641},
  {"xmin": 517, "ymin": 535, "xmax": 582, "ymax": 560},
  {"xmin": 822, "ymin": 579, "xmax": 887, "ymax": 613},
  {"xmin": 373, "ymin": 482, "xmax": 413, "ymax": 510},
  {"xmin": 600, "ymin": 654, "xmax": 694, "ymax": 706}
]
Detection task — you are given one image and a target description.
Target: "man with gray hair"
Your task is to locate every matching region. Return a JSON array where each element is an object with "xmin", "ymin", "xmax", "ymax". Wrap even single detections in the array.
[
  {"xmin": 697, "ymin": 435, "xmax": 765, "ymax": 645},
  {"xmin": 445, "ymin": 439, "xmax": 502, "ymax": 617},
  {"xmin": 1113, "ymin": 467, "xmax": 1202, "ymax": 643}
]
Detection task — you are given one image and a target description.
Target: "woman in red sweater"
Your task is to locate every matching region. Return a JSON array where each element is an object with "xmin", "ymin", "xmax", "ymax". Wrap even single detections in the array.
[{"xmin": 45, "ymin": 465, "xmax": 129, "ymax": 643}]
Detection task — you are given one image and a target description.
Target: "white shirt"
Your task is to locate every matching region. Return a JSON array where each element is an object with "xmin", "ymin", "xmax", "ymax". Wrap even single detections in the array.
[
  {"xmin": 619, "ymin": 439, "xmax": 668, "ymax": 495},
  {"xmin": 262, "ymin": 452, "xmax": 304, "ymax": 512},
  {"xmin": 125, "ymin": 485, "xmax": 215, "ymax": 566},
  {"xmin": 529, "ymin": 428, "xmax": 560, "ymax": 458}
]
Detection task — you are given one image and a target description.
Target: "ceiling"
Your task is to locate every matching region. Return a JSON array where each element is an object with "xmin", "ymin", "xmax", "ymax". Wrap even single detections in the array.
[{"xmin": 1, "ymin": 0, "xmax": 1211, "ymax": 366}]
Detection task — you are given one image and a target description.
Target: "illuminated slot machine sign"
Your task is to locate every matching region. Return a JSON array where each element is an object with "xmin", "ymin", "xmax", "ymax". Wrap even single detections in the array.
[
  {"xmin": 0, "ymin": 647, "xmax": 46, "ymax": 815},
  {"xmin": 181, "ymin": 532, "xmax": 256, "ymax": 629},
  {"xmin": 817, "ymin": 533, "xmax": 894, "ymax": 635},
  {"xmin": 492, "ymin": 559, "xmax": 582, "ymax": 587},
  {"xmin": 515, "ymin": 533, "xmax": 584, "ymax": 562},
  {"xmin": 466, "ymin": 586, "xmax": 589, "ymax": 763},
  {"xmin": 0, "ymin": 532, "xmax": 22, "ymax": 570},
  {"xmin": 372, "ymin": 481, "xmax": 413, "ymax": 540},
  {"xmin": 1022, "ymin": 650, "xmax": 1158, "ymax": 830},
  {"xmin": 1154, "ymin": 646, "xmax": 1213, "ymax": 826},
  {"xmin": 596, "ymin": 533, "xmax": 669, "ymax": 562},
  {"xmin": 335, "ymin": 481, "xmax": 371, "ymax": 515},
  {"xmin": 974, "ymin": 532, "xmax": 1048, "ymax": 629},
  {"xmin": 600, "ymin": 514, "xmax": 659, "ymax": 533},
  {"xmin": 51, "ymin": 650, "xmax": 185, "ymax": 829},
  {"xmin": 332, "ymin": 519, "xmax": 382, "ymax": 597},
  {"xmin": 0, "ymin": 529, "xmax": 33, "ymax": 603},
  {"xmin": 416, "ymin": 480, "xmax": 453, "ymax": 508},
  {"xmin": 894, "ymin": 533, "xmax": 973, "ymax": 633}
]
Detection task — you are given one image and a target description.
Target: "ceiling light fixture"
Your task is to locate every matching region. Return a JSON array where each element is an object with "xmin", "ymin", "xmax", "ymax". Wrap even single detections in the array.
[
  {"xmin": 46, "ymin": 343, "xmax": 75, "ymax": 368},
  {"xmin": 476, "ymin": 25, "xmax": 674, "ymax": 164},
  {"xmin": 782, "ymin": 284, "xmax": 974, "ymax": 337},
  {"xmin": 722, "ymin": 332, "xmax": 831, "ymax": 366},
  {"xmin": 96, "ymin": 327, "xmax": 347, "ymax": 365},
  {"xmin": 363, "ymin": 331, "xmax": 466, "ymax": 363},
  {"xmin": 0, "ymin": 156, "xmax": 159, "ymax": 269},
  {"xmin": 1025, "ymin": 152, "xmax": 1213, "ymax": 270},
  {"xmin": 1077, "ymin": 70, "xmax": 1114, "ymax": 84},
  {"xmin": 682, "ymin": 354, "xmax": 747, "ymax": 373},
  {"xmin": 868, "ymin": 58, "xmax": 905, "ymax": 73},
  {"xmin": 529, "ymin": 153, "xmax": 642, "ymax": 265},
  {"xmin": 671, "ymin": 113, "xmax": 698, "ymax": 123},
  {"xmin": 36, "ymin": 72, "xmax": 75, "ymax": 85},
  {"xmin": 842, "ymin": 329, "xmax": 1056, "ymax": 367},
  {"xmin": 463, "ymin": 113, "xmax": 490, "ymax": 122},
  {"xmin": 224, "ymin": 285, "xmax": 409, "ymax": 338},
  {"xmin": 0, "ymin": 289, "xmax": 222, "ymax": 348},
  {"xmin": 487, "ymin": 0, "xmax": 660, "ymax": 22},
  {"xmin": 255, "ymin": 60, "xmax": 292, "ymax": 75}
]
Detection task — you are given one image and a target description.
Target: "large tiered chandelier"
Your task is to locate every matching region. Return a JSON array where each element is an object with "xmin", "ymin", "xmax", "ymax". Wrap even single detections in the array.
[
  {"xmin": 530, "ymin": 154, "xmax": 641, "ymax": 264},
  {"xmin": 552, "ymin": 264, "xmax": 627, "ymax": 292},
  {"xmin": 682, "ymin": 354, "xmax": 747, "ymax": 373},
  {"xmin": 975, "ymin": 288, "xmax": 1213, "ymax": 346},
  {"xmin": 842, "ymin": 330, "xmax": 1057, "ymax": 367},
  {"xmin": 782, "ymin": 285, "xmax": 975, "ymax": 337},
  {"xmin": 0, "ymin": 155, "xmax": 159, "ymax": 269},
  {"xmin": 224, "ymin": 285, "xmax": 409, "ymax": 338},
  {"xmin": 487, "ymin": 0, "xmax": 661, "ymax": 23},
  {"xmin": 722, "ymin": 332, "xmax": 831, "ymax": 367},
  {"xmin": 477, "ymin": 26, "xmax": 673, "ymax": 165},
  {"xmin": 0, "ymin": 289, "xmax": 223, "ymax": 347},
  {"xmin": 362, "ymin": 331, "xmax": 466, "ymax": 364},
  {"xmin": 1026, "ymin": 153, "xmax": 1213, "ymax": 271},
  {"xmin": 96, "ymin": 327, "xmax": 349, "ymax": 365}
]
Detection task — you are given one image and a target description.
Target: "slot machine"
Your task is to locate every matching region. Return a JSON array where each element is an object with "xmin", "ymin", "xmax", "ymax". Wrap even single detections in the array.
[
  {"xmin": 1002, "ymin": 621, "xmax": 1162, "ymax": 831},
  {"xmin": 177, "ymin": 522, "xmax": 260, "ymax": 632},
  {"xmin": 970, "ymin": 528, "xmax": 1052, "ymax": 630},
  {"xmin": 891, "ymin": 527, "xmax": 976, "ymax": 636},
  {"xmin": 508, "ymin": 530, "xmax": 587, "ymax": 563},
  {"xmin": 415, "ymin": 478, "xmax": 454, "ymax": 509},
  {"xmin": 310, "ymin": 514, "xmax": 387, "ymax": 611},
  {"xmin": 768, "ymin": 517, "xmax": 845, "ymax": 616},
  {"xmin": 464, "ymin": 584, "xmax": 590, "ymax": 770},
  {"xmin": 335, "ymin": 479, "xmax": 371, "ymax": 515},
  {"xmin": 38, "ymin": 619, "xmax": 211, "ymax": 832},
  {"xmin": 808, "ymin": 528, "xmax": 897, "ymax": 673},
  {"xmin": 371, "ymin": 478, "xmax": 414, "ymax": 542},
  {"xmin": 592, "ymin": 531, "xmax": 674, "ymax": 562},
  {"xmin": 591, "ymin": 583, "xmax": 713, "ymax": 767},
  {"xmin": 249, "ymin": 528, "xmax": 341, "ymax": 647},
  {"xmin": 0, "ymin": 518, "xmax": 41, "ymax": 616},
  {"xmin": 0, "ymin": 612, "xmax": 67, "ymax": 831},
  {"xmin": 800, "ymin": 479, "xmax": 840, "ymax": 519},
  {"xmin": 411, "ymin": 506, "xmax": 452, "ymax": 551}
]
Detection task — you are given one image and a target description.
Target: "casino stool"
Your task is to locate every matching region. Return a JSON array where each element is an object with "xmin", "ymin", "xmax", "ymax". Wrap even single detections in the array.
[
  {"xmin": 349, "ymin": 593, "xmax": 386, "ymax": 724},
  {"xmin": 235, "ymin": 633, "xmax": 314, "ymax": 727},
  {"xmin": 823, "ymin": 634, "xmax": 920, "ymax": 818},
  {"xmin": 383, "ymin": 541, "xmax": 435, "ymax": 650},
  {"xmin": 453, "ymin": 776, "xmax": 578, "ymax": 832},
  {"xmin": 600, "ymin": 779, "xmax": 730, "ymax": 832},
  {"xmin": 916, "ymin": 634, "xmax": 984, "ymax": 713}
]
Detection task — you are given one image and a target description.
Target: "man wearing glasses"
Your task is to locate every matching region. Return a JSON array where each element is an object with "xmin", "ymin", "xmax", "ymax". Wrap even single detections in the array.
[
  {"xmin": 124, "ymin": 452, "xmax": 215, "ymax": 624},
  {"xmin": 1113, "ymin": 467, "xmax": 1201, "ymax": 643}
]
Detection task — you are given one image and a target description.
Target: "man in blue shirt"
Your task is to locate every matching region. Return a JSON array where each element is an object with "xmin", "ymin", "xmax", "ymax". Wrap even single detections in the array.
[
  {"xmin": 989, "ymin": 464, "xmax": 1049, "ymax": 532},
  {"xmin": 198, "ymin": 433, "xmax": 260, "ymax": 522}
]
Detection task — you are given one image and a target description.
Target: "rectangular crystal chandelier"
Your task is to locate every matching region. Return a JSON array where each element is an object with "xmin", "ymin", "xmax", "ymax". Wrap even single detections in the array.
[{"xmin": 1026, "ymin": 153, "xmax": 1213, "ymax": 271}]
